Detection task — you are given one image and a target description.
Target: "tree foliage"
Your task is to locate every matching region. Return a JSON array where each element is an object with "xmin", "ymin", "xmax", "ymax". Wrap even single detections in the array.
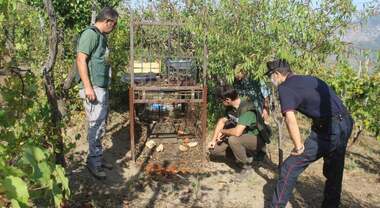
[
  {"xmin": 0, "ymin": 0, "xmax": 121, "ymax": 207},
  {"xmin": 0, "ymin": 0, "xmax": 379, "ymax": 206}
]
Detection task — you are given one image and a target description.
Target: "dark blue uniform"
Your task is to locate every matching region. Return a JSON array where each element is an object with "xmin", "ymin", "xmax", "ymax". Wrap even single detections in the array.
[{"xmin": 271, "ymin": 74, "xmax": 354, "ymax": 208}]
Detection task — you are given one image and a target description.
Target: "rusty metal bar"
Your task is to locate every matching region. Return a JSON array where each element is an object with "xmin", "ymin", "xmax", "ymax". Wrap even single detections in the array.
[
  {"xmin": 130, "ymin": 13, "xmax": 134, "ymax": 87},
  {"xmin": 164, "ymin": 56, "xmax": 202, "ymax": 59},
  {"xmin": 202, "ymin": 6, "xmax": 208, "ymax": 87},
  {"xmin": 134, "ymin": 86, "xmax": 203, "ymax": 91},
  {"xmin": 134, "ymin": 99, "xmax": 203, "ymax": 104},
  {"xmin": 201, "ymin": 6, "xmax": 209, "ymax": 162},
  {"xmin": 129, "ymin": 87, "xmax": 136, "ymax": 162},
  {"xmin": 134, "ymin": 20, "xmax": 184, "ymax": 27},
  {"xmin": 135, "ymin": 92, "xmax": 197, "ymax": 97},
  {"xmin": 129, "ymin": 10, "xmax": 135, "ymax": 162},
  {"xmin": 201, "ymin": 86, "xmax": 208, "ymax": 162},
  {"xmin": 203, "ymin": 37, "xmax": 208, "ymax": 87}
]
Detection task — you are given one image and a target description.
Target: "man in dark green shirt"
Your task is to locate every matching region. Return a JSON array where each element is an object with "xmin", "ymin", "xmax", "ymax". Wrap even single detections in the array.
[
  {"xmin": 234, "ymin": 68, "xmax": 270, "ymax": 123},
  {"xmin": 77, "ymin": 7, "xmax": 118, "ymax": 179},
  {"xmin": 234, "ymin": 68, "xmax": 271, "ymax": 161},
  {"xmin": 208, "ymin": 85, "xmax": 265, "ymax": 170}
]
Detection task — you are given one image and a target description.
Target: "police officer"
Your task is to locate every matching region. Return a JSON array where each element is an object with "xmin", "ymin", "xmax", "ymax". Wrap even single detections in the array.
[{"xmin": 266, "ymin": 59, "xmax": 354, "ymax": 208}]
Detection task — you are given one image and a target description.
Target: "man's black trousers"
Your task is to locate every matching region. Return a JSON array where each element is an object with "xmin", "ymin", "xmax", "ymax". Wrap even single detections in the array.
[{"xmin": 271, "ymin": 114, "xmax": 354, "ymax": 208}]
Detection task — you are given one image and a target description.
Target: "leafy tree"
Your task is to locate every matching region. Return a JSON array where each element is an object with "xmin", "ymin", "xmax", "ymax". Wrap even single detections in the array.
[
  {"xmin": 0, "ymin": 0, "xmax": 122, "ymax": 206},
  {"xmin": 0, "ymin": 0, "xmax": 379, "ymax": 206}
]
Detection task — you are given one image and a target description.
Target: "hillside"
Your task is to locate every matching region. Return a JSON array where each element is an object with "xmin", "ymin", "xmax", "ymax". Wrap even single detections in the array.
[{"xmin": 344, "ymin": 15, "xmax": 380, "ymax": 50}]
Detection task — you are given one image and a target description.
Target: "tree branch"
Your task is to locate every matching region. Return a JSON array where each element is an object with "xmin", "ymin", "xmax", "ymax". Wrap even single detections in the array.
[
  {"xmin": 0, "ymin": 67, "xmax": 30, "ymax": 76},
  {"xmin": 43, "ymin": 0, "xmax": 66, "ymax": 166},
  {"xmin": 43, "ymin": 0, "xmax": 58, "ymax": 74},
  {"xmin": 0, "ymin": 67, "xmax": 31, "ymax": 95}
]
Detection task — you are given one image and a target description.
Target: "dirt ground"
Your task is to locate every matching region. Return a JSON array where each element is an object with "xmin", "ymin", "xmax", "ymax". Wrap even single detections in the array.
[{"xmin": 65, "ymin": 110, "xmax": 380, "ymax": 208}]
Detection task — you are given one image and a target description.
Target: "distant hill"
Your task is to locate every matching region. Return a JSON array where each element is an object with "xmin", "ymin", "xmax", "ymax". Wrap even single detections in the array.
[{"xmin": 343, "ymin": 15, "xmax": 380, "ymax": 50}]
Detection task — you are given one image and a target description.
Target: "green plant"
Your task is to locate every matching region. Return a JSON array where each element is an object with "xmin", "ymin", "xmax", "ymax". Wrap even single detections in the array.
[
  {"xmin": 0, "ymin": 75, "xmax": 70, "ymax": 207},
  {"xmin": 0, "ymin": 146, "xmax": 70, "ymax": 207},
  {"xmin": 324, "ymin": 58, "xmax": 380, "ymax": 139}
]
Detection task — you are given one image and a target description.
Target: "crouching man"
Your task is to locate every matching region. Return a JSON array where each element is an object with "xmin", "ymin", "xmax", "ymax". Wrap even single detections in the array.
[{"xmin": 208, "ymin": 85, "xmax": 265, "ymax": 170}]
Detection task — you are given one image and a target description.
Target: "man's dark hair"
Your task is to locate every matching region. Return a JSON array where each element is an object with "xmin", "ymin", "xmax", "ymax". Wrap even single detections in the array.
[
  {"xmin": 216, "ymin": 85, "xmax": 239, "ymax": 101},
  {"xmin": 96, "ymin": 7, "xmax": 119, "ymax": 22},
  {"xmin": 266, "ymin": 59, "xmax": 292, "ymax": 76}
]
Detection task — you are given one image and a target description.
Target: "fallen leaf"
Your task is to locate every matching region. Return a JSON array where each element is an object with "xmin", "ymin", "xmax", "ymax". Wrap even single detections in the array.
[
  {"xmin": 167, "ymin": 164, "xmax": 178, "ymax": 174},
  {"xmin": 187, "ymin": 142, "xmax": 198, "ymax": 148},
  {"xmin": 179, "ymin": 144, "xmax": 188, "ymax": 152},
  {"xmin": 178, "ymin": 167, "xmax": 191, "ymax": 174},
  {"xmin": 146, "ymin": 140, "xmax": 156, "ymax": 149},
  {"xmin": 156, "ymin": 144, "xmax": 164, "ymax": 152},
  {"xmin": 145, "ymin": 163, "xmax": 163, "ymax": 174}
]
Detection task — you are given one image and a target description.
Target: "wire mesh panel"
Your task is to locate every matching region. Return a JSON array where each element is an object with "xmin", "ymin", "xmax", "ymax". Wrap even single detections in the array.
[
  {"xmin": 133, "ymin": 86, "xmax": 203, "ymax": 103},
  {"xmin": 127, "ymin": 15, "xmax": 208, "ymax": 168}
]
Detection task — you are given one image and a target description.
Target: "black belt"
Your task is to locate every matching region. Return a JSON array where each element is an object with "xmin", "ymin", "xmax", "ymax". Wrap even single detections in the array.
[
  {"xmin": 312, "ymin": 113, "xmax": 347, "ymax": 125},
  {"xmin": 311, "ymin": 113, "xmax": 351, "ymax": 134},
  {"xmin": 312, "ymin": 113, "xmax": 348, "ymax": 127}
]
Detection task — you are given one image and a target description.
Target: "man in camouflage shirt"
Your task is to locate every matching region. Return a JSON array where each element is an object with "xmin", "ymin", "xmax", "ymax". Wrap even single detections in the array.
[
  {"xmin": 234, "ymin": 68, "xmax": 270, "ymax": 160},
  {"xmin": 234, "ymin": 68, "xmax": 270, "ymax": 122}
]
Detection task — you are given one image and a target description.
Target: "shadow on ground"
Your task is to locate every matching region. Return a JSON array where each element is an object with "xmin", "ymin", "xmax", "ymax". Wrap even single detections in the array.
[
  {"xmin": 66, "ymin": 100, "xmax": 380, "ymax": 207},
  {"xmin": 255, "ymin": 155, "xmax": 378, "ymax": 208}
]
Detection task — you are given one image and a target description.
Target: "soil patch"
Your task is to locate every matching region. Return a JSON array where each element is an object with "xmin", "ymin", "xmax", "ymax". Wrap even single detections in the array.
[{"xmin": 66, "ymin": 110, "xmax": 380, "ymax": 208}]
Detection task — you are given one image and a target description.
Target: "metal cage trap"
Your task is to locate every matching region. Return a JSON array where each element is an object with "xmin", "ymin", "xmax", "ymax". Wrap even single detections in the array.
[{"xmin": 125, "ymin": 14, "xmax": 208, "ymax": 169}]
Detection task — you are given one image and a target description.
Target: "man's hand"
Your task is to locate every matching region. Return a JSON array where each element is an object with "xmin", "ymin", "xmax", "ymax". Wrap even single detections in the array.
[
  {"xmin": 85, "ymin": 86, "xmax": 97, "ymax": 102},
  {"xmin": 208, "ymin": 140, "xmax": 216, "ymax": 150},
  {"xmin": 208, "ymin": 131, "xmax": 225, "ymax": 149},
  {"xmin": 290, "ymin": 144, "xmax": 305, "ymax": 156},
  {"xmin": 284, "ymin": 111, "xmax": 303, "ymax": 155},
  {"xmin": 216, "ymin": 132, "xmax": 224, "ymax": 142},
  {"xmin": 262, "ymin": 108, "xmax": 270, "ymax": 124},
  {"xmin": 77, "ymin": 52, "xmax": 96, "ymax": 102}
]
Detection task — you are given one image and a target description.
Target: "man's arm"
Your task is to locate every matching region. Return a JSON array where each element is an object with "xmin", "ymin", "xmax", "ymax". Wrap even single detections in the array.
[
  {"xmin": 260, "ymin": 80, "xmax": 271, "ymax": 123},
  {"xmin": 208, "ymin": 117, "xmax": 228, "ymax": 149},
  {"xmin": 211, "ymin": 117, "xmax": 228, "ymax": 141},
  {"xmin": 262, "ymin": 96, "xmax": 270, "ymax": 124},
  {"xmin": 220, "ymin": 110, "xmax": 255, "ymax": 137},
  {"xmin": 77, "ymin": 52, "xmax": 96, "ymax": 101},
  {"xmin": 220, "ymin": 124, "xmax": 246, "ymax": 137},
  {"xmin": 284, "ymin": 111, "xmax": 304, "ymax": 155}
]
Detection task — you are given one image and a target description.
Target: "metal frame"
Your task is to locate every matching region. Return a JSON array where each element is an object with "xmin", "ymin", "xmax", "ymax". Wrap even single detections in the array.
[{"xmin": 128, "ymin": 16, "xmax": 208, "ymax": 162}]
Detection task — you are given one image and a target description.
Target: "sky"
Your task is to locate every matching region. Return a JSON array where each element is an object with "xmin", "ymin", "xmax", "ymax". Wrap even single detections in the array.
[{"xmin": 352, "ymin": 0, "xmax": 377, "ymax": 10}]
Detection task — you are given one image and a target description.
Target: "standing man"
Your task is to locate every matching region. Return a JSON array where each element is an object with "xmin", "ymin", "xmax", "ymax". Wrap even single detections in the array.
[
  {"xmin": 234, "ymin": 68, "xmax": 271, "ymax": 123},
  {"xmin": 234, "ymin": 68, "xmax": 271, "ymax": 160},
  {"xmin": 266, "ymin": 59, "xmax": 354, "ymax": 207},
  {"xmin": 77, "ymin": 7, "xmax": 118, "ymax": 179},
  {"xmin": 208, "ymin": 85, "xmax": 265, "ymax": 171}
]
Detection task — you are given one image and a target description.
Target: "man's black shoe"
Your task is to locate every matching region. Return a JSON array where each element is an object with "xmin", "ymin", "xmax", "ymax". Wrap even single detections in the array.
[
  {"xmin": 87, "ymin": 164, "xmax": 106, "ymax": 179},
  {"xmin": 254, "ymin": 151, "xmax": 266, "ymax": 162}
]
